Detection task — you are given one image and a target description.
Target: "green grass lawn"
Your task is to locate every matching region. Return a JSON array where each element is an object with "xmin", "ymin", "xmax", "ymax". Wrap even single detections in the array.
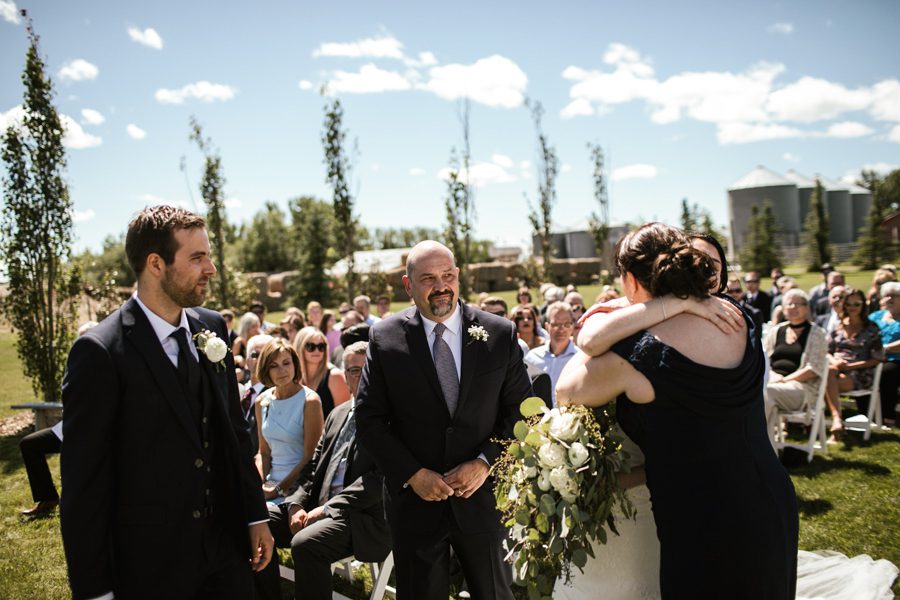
[{"xmin": 0, "ymin": 296, "xmax": 897, "ymax": 597}]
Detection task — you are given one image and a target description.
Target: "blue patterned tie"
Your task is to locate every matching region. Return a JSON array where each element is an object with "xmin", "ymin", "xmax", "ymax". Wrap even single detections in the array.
[{"xmin": 432, "ymin": 323, "xmax": 459, "ymax": 416}]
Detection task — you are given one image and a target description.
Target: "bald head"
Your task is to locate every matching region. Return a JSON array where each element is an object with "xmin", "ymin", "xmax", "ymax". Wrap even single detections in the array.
[{"xmin": 406, "ymin": 240, "xmax": 456, "ymax": 278}]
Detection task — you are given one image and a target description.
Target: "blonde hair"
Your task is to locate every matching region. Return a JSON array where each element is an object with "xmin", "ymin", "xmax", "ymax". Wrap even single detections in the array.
[{"xmin": 293, "ymin": 326, "xmax": 331, "ymax": 390}]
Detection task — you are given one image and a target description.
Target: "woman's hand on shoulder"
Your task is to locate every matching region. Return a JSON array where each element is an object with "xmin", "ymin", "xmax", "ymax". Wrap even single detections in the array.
[{"xmin": 680, "ymin": 295, "xmax": 744, "ymax": 333}]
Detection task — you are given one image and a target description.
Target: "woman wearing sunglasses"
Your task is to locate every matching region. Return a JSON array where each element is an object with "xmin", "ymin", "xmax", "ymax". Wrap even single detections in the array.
[
  {"xmin": 293, "ymin": 326, "xmax": 351, "ymax": 419},
  {"xmin": 510, "ymin": 303, "xmax": 545, "ymax": 350},
  {"xmin": 825, "ymin": 287, "xmax": 884, "ymax": 442}
]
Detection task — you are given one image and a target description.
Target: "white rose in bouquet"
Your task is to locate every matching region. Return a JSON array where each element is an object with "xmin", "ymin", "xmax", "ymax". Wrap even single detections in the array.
[
  {"xmin": 204, "ymin": 337, "xmax": 228, "ymax": 363},
  {"xmin": 524, "ymin": 465, "xmax": 538, "ymax": 479},
  {"xmin": 538, "ymin": 442, "xmax": 566, "ymax": 469},
  {"xmin": 537, "ymin": 468, "xmax": 552, "ymax": 491},
  {"xmin": 567, "ymin": 442, "xmax": 589, "ymax": 468},
  {"xmin": 559, "ymin": 483, "xmax": 579, "ymax": 504},
  {"xmin": 549, "ymin": 411, "xmax": 581, "ymax": 442},
  {"xmin": 548, "ymin": 465, "xmax": 573, "ymax": 494}
]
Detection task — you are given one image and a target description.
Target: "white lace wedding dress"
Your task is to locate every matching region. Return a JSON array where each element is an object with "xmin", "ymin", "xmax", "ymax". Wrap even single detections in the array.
[{"xmin": 554, "ymin": 436, "xmax": 662, "ymax": 600}]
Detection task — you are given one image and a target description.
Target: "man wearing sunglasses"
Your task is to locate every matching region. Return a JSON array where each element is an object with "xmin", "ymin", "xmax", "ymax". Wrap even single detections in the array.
[
  {"xmin": 356, "ymin": 240, "xmax": 532, "ymax": 600},
  {"xmin": 241, "ymin": 334, "xmax": 273, "ymax": 457},
  {"xmin": 726, "ymin": 278, "xmax": 763, "ymax": 340}
]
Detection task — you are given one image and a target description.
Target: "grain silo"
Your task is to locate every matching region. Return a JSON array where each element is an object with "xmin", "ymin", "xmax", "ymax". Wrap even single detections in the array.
[
  {"xmin": 847, "ymin": 182, "xmax": 873, "ymax": 240},
  {"xmin": 817, "ymin": 175, "xmax": 853, "ymax": 244},
  {"xmin": 728, "ymin": 166, "xmax": 800, "ymax": 258},
  {"xmin": 783, "ymin": 170, "xmax": 820, "ymax": 227}
]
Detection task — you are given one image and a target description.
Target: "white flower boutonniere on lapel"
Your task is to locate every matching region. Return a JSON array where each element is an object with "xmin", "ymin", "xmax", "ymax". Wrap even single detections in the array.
[
  {"xmin": 193, "ymin": 329, "xmax": 229, "ymax": 371},
  {"xmin": 467, "ymin": 324, "xmax": 489, "ymax": 345}
]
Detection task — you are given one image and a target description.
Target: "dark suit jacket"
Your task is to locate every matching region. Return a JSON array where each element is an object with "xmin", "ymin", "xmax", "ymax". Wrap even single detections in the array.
[
  {"xmin": 815, "ymin": 313, "xmax": 834, "ymax": 332},
  {"xmin": 60, "ymin": 298, "xmax": 267, "ymax": 599},
  {"xmin": 742, "ymin": 290, "xmax": 772, "ymax": 322},
  {"xmin": 284, "ymin": 400, "xmax": 391, "ymax": 562},
  {"xmin": 355, "ymin": 302, "xmax": 532, "ymax": 538},
  {"xmin": 739, "ymin": 301, "xmax": 764, "ymax": 340}
]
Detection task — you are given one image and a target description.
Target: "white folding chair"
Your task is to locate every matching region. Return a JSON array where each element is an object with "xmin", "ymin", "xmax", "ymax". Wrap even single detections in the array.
[
  {"xmin": 843, "ymin": 362, "xmax": 884, "ymax": 441},
  {"xmin": 773, "ymin": 373, "xmax": 829, "ymax": 462},
  {"xmin": 281, "ymin": 552, "xmax": 396, "ymax": 600}
]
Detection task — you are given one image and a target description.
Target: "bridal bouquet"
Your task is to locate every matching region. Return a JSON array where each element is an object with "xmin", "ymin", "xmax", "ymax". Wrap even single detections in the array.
[{"xmin": 493, "ymin": 397, "xmax": 634, "ymax": 600}]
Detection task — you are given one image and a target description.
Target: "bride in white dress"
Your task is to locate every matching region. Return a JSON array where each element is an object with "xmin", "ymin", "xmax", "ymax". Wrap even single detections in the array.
[{"xmin": 553, "ymin": 433, "xmax": 661, "ymax": 600}]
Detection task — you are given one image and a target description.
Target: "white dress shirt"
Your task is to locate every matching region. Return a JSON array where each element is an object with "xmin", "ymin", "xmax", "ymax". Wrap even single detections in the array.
[
  {"xmin": 524, "ymin": 340, "xmax": 577, "ymax": 407},
  {"xmin": 133, "ymin": 292, "xmax": 197, "ymax": 364}
]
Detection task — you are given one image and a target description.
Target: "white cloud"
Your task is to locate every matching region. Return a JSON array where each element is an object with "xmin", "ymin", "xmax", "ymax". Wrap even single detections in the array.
[
  {"xmin": 370, "ymin": 162, "xmax": 381, "ymax": 172},
  {"xmin": 324, "ymin": 64, "xmax": 411, "ymax": 94},
  {"xmin": 783, "ymin": 152, "xmax": 800, "ymax": 162},
  {"xmin": 224, "ymin": 197, "xmax": 242, "ymax": 208},
  {"xmin": 716, "ymin": 122, "xmax": 805, "ymax": 144},
  {"xmin": 314, "ymin": 35, "xmax": 404, "ymax": 60},
  {"xmin": 126, "ymin": 124, "xmax": 146, "ymax": 140},
  {"xmin": 419, "ymin": 55, "xmax": 527, "ymax": 109},
  {"xmin": 298, "ymin": 80, "xmax": 313, "ymax": 91},
  {"xmin": 889, "ymin": 124, "xmax": 900, "ymax": 144},
  {"xmin": 824, "ymin": 121, "xmax": 874, "ymax": 138},
  {"xmin": 2, "ymin": 105, "xmax": 101, "ymax": 148},
  {"xmin": 58, "ymin": 59, "xmax": 99, "ymax": 82},
  {"xmin": 438, "ymin": 161, "xmax": 516, "ymax": 187},
  {"xmin": 140, "ymin": 193, "xmax": 191, "ymax": 209},
  {"xmin": 841, "ymin": 163, "xmax": 900, "ymax": 184},
  {"xmin": 80, "ymin": 108, "xmax": 104, "ymax": 125},
  {"xmin": 560, "ymin": 98, "xmax": 594, "ymax": 119},
  {"xmin": 870, "ymin": 80, "xmax": 900, "ymax": 122},
  {"xmin": 127, "ymin": 26, "xmax": 163, "ymax": 50},
  {"xmin": 767, "ymin": 22, "xmax": 794, "ymax": 34},
  {"xmin": 155, "ymin": 81, "xmax": 237, "ymax": 104},
  {"xmin": 409, "ymin": 167, "xmax": 426, "ymax": 177},
  {"xmin": 610, "ymin": 164, "xmax": 658, "ymax": 182},
  {"xmin": 561, "ymin": 164, "xmax": 573, "ymax": 173},
  {"xmin": 766, "ymin": 77, "xmax": 871, "ymax": 122},
  {"xmin": 72, "ymin": 208, "xmax": 96, "ymax": 223},
  {"xmin": 60, "ymin": 115, "xmax": 101, "ymax": 148},
  {"xmin": 1, "ymin": 0, "xmax": 20, "ymax": 24},
  {"xmin": 491, "ymin": 154, "xmax": 514, "ymax": 168},
  {"xmin": 417, "ymin": 52, "xmax": 437, "ymax": 66}
]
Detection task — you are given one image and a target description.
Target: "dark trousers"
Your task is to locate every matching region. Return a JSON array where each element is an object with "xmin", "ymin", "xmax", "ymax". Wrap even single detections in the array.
[
  {"xmin": 393, "ymin": 511, "xmax": 513, "ymax": 600},
  {"xmin": 254, "ymin": 504, "xmax": 353, "ymax": 600},
  {"xmin": 19, "ymin": 427, "xmax": 61, "ymax": 502},
  {"xmin": 855, "ymin": 361, "xmax": 899, "ymax": 422}
]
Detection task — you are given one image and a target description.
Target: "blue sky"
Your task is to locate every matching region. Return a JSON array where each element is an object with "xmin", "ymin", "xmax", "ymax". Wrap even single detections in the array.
[{"xmin": 2, "ymin": 0, "xmax": 899, "ymax": 254}]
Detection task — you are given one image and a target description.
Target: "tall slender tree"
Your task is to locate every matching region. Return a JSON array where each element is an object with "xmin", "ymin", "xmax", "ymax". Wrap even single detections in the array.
[
  {"xmin": 679, "ymin": 198, "xmax": 697, "ymax": 232},
  {"xmin": 587, "ymin": 142, "xmax": 610, "ymax": 261},
  {"xmin": 739, "ymin": 201, "xmax": 782, "ymax": 273},
  {"xmin": 188, "ymin": 116, "xmax": 230, "ymax": 306},
  {"xmin": 1, "ymin": 12, "xmax": 80, "ymax": 402},
  {"xmin": 322, "ymin": 97, "xmax": 359, "ymax": 302},
  {"xmin": 443, "ymin": 150, "xmax": 471, "ymax": 299},
  {"xmin": 288, "ymin": 196, "xmax": 335, "ymax": 307},
  {"xmin": 526, "ymin": 99, "xmax": 558, "ymax": 283},
  {"xmin": 802, "ymin": 179, "xmax": 831, "ymax": 271},
  {"xmin": 852, "ymin": 169, "xmax": 897, "ymax": 268}
]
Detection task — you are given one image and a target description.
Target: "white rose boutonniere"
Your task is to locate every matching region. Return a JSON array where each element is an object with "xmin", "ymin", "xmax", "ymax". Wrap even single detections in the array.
[
  {"xmin": 193, "ymin": 329, "xmax": 229, "ymax": 371},
  {"xmin": 467, "ymin": 324, "xmax": 489, "ymax": 345}
]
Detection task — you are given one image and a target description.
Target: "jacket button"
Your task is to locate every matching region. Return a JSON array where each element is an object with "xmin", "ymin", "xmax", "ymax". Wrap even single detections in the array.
[
  {"xmin": 203, "ymin": 441, "xmax": 209, "ymax": 449},
  {"xmin": 192, "ymin": 510, "xmax": 201, "ymax": 519},
  {"xmin": 202, "ymin": 417, "xmax": 208, "ymax": 424},
  {"xmin": 446, "ymin": 427, "xmax": 454, "ymax": 435},
  {"xmin": 194, "ymin": 458, "xmax": 204, "ymax": 468}
]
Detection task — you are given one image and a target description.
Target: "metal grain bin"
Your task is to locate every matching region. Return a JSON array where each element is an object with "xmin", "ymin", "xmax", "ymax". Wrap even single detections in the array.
[
  {"xmin": 848, "ymin": 182, "xmax": 873, "ymax": 240},
  {"xmin": 728, "ymin": 166, "xmax": 799, "ymax": 257},
  {"xmin": 817, "ymin": 175, "xmax": 853, "ymax": 244},
  {"xmin": 783, "ymin": 170, "xmax": 820, "ymax": 227}
]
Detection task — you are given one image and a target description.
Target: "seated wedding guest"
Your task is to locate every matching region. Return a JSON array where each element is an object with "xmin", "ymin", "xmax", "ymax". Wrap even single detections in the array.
[
  {"xmin": 763, "ymin": 289, "xmax": 828, "ymax": 447},
  {"xmin": 596, "ymin": 285, "xmax": 620, "ymax": 303},
  {"xmin": 815, "ymin": 285, "xmax": 845, "ymax": 334},
  {"xmin": 294, "ymin": 326, "xmax": 351, "ymax": 419},
  {"xmin": 255, "ymin": 338, "xmax": 324, "ymax": 507},
  {"xmin": 540, "ymin": 286, "xmax": 564, "ymax": 318},
  {"xmin": 742, "ymin": 271, "xmax": 772, "ymax": 321},
  {"xmin": 511, "ymin": 303, "xmax": 545, "ymax": 350},
  {"xmin": 868, "ymin": 281, "xmax": 900, "ymax": 428},
  {"xmin": 479, "ymin": 295, "xmax": 508, "ymax": 317},
  {"xmin": 254, "ymin": 341, "xmax": 391, "ymax": 600},
  {"xmin": 243, "ymin": 334, "xmax": 274, "ymax": 457},
  {"xmin": 220, "ymin": 308, "xmax": 238, "ymax": 347},
  {"xmin": 279, "ymin": 315, "xmax": 304, "ymax": 344},
  {"xmin": 353, "ymin": 294, "xmax": 381, "ymax": 326},
  {"xmin": 250, "ymin": 300, "xmax": 277, "ymax": 332},
  {"xmin": 825, "ymin": 287, "xmax": 883, "ymax": 441},
  {"xmin": 332, "ymin": 323, "xmax": 370, "ymax": 368},
  {"xmin": 564, "ymin": 291, "xmax": 586, "ymax": 322},
  {"xmin": 375, "ymin": 294, "xmax": 392, "ymax": 319},
  {"xmin": 306, "ymin": 301, "xmax": 323, "ymax": 331},
  {"xmin": 813, "ymin": 271, "xmax": 845, "ymax": 317},
  {"xmin": 769, "ymin": 267, "xmax": 785, "ymax": 299},
  {"xmin": 770, "ymin": 276, "xmax": 800, "ymax": 324},
  {"xmin": 867, "ymin": 268, "xmax": 896, "ymax": 313},
  {"xmin": 726, "ymin": 278, "xmax": 763, "ymax": 338},
  {"xmin": 525, "ymin": 302, "xmax": 577, "ymax": 407},
  {"xmin": 319, "ymin": 310, "xmax": 341, "ymax": 357},
  {"xmin": 233, "ymin": 311, "xmax": 261, "ymax": 365},
  {"xmin": 807, "ymin": 263, "xmax": 834, "ymax": 310},
  {"xmin": 18, "ymin": 320, "xmax": 99, "ymax": 517},
  {"xmin": 516, "ymin": 286, "xmax": 533, "ymax": 306}
]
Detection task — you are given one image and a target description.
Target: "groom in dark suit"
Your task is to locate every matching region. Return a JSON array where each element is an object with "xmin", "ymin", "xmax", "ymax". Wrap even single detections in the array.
[
  {"xmin": 60, "ymin": 206, "xmax": 273, "ymax": 600},
  {"xmin": 356, "ymin": 240, "xmax": 532, "ymax": 600}
]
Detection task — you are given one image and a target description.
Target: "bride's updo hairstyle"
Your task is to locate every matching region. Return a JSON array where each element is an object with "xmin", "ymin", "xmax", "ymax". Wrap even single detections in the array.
[{"xmin": 615, "ymin": 222, "xmax": 716, "ymax": 299}]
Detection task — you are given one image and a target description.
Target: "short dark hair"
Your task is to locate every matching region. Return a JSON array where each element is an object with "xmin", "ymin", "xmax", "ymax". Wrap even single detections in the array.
[
  {"xmin": 125, "ymin": 206, "xmax": 206, "ymax": 276},
  {"xmin": 340, "ymin": 323, "xmax": 370, "ymax": 348},
  {"xmin": 256, "ymin": 338, "xmax": 301, "ymax": 388}
]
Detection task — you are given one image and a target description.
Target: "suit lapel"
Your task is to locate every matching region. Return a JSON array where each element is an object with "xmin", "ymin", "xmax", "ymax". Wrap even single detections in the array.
[
  {"xmin": 186, "ymin": 310, "xmax": 230, "ymax": 416},
  {"xmin": 403, "ymin": 310, "xmax": 451, "ymax": 418},
  {"xmin": 122, "ymin": 298, "xmax": 202, "ymax": 452},
  {"xmin": 457, "ymin": 303, "xmax": 480, "ymax": 416}
]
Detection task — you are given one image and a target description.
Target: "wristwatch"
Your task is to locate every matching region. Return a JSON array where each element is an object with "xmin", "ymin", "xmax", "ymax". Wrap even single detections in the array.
[{"xmin": 274, "ymin": 484, "xmax": 286, "ymax": 497}]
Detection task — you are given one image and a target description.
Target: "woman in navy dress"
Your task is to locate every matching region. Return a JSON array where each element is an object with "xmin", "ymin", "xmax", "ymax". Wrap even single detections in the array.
[{"xmin": 558, "ymin": 222, "xmax": 798, "ymax": 599}]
